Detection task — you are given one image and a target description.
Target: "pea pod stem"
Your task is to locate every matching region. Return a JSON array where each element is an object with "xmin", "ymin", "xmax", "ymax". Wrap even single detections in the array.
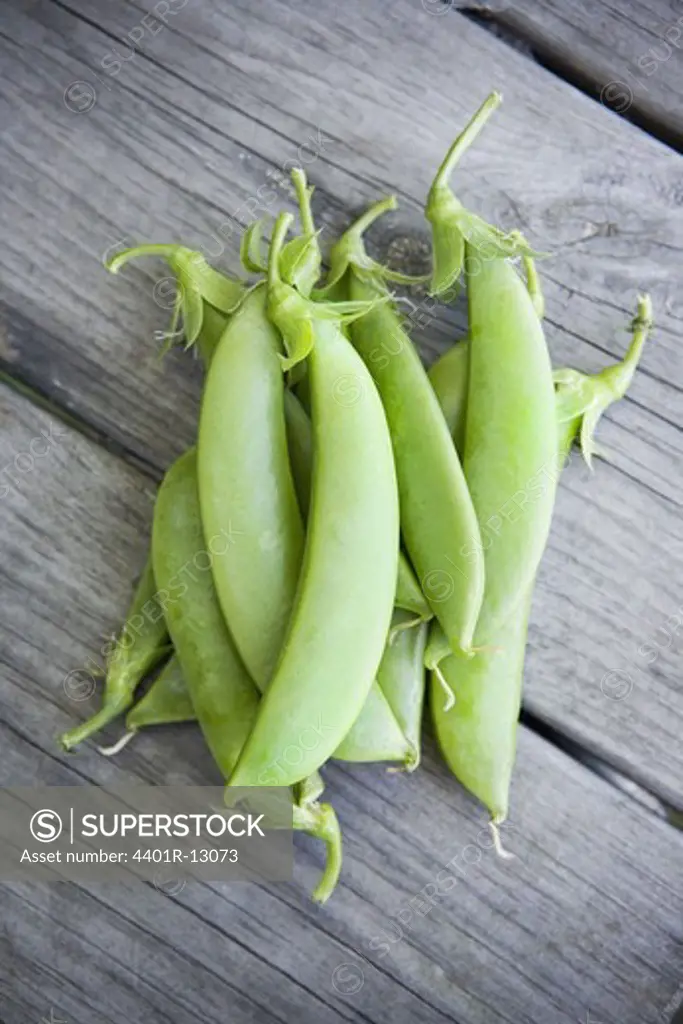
[
  {"xmin": 293, "ymin": 802, "xmax": 343, "ymax": 904},
  {"xmin": 318, "ymin": 195, "xmax": 428, "ymax": 295},
  {"xmin": 107, "ymin": 244, "xmax": 244, "ymax": 325},
  {"xmin": 521, "ymin": 251, "xmax": 544, "ymax": 320},
  {"xmin": 240, "ymin": 219, "xmax": 268, "ymax": 274},
  {"xmin": 426, "ymin": 94, "xmax": 540, "ymax": 297},
  {"xmin": 292, "ymin": 167, "xmax": 315, "ymax": 237},
  {"xmin": 429, "ymin": 92, "xmax": 502, "ymax": 196},
  {"xmin": 555, "ymin": 294, "xmax": 653, "ymax": 466}
]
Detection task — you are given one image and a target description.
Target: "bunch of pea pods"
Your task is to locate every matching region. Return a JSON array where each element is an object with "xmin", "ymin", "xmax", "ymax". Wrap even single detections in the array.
[{"xmin": 60, "ymin": 93, "xmax": 652, "ymax": 903}]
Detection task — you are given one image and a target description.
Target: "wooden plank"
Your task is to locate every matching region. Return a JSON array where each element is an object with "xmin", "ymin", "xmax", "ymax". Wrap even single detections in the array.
[
  {"xmin": 468, "ymin": 0, "xmax": 683, "ymax": 148},
  {"xmin": 0, "ymin": 3, "xmax": 681, "ymax": 814},
  {"xmin": 1, "ymin": 0, "xmax": 680, "ymax": 455},
  {"xmin": 1, "ymin": 381, "xmax": 683, "ymax": 1024}
]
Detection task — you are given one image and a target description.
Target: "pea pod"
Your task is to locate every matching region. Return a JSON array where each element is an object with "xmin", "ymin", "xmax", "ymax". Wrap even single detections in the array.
[
  {"xmin": 377, "ymin": 609, "xmax": 428, "ymax": 760},
  {"xmin": 333, "ymin": 610, "xmax": 426, "ymax": 767},
  {"xmin": 427, "ymin": 341, "xmax": 468, "ymax": 449},
  {"xmin": 286, "ymin": 386, "xmax": 429, "ymax": 625},
  {"xmin": 431, "ymin": 296, "xmax": 653, "ymax": 823},
  {"xmin": 153, "ymin": 449, "xmax": 259, "ymax": 776},
  {"xmin": 198, "ymin": 283, "xmax": 304, "ymax": 688},
  {"xmin": 152, "ymin": 448, "xmax": 342, "ymax": 903},
  {"xmin": 463, "ymin": 248, "xmax": 557, "ymax": 641},
  {"xmin": 283, "ymin": 387, "xmax": 427, "ymax": 766},
  {"xmin": 59, "ymin": 559, "xmax": 169, "ymax": 751},
  {"xmin": 228, "ymin": 213, "xmax": 399, "ymax": 788},
  {"xmin": 324, "ymin": 197, "xmax": 484, "ymax": 655},
  {"xmin": 331, "ymin": 676, "xmax": 413, "ymax": 766},
  {"xmin": 127, "ymin": 657, "xmax": 195, "ymax": 731},
  {"xmin": 58, "ymin": 262, "xmax": 244, "ymax": 752}
]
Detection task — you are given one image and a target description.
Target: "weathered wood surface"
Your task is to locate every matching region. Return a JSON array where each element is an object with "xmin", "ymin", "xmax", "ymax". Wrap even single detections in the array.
[
  {"xmin": 1, "ymin": 383, "xmax": 682, "ymax": 1024},
  {"xmin": 1, "ymin": 0, "xmax": 682, "ymax": 802},
  {"xmin": 469, "ymin": 0, "xmax": 683, "ymax": 147},
  {"xmin": 1, "ymin": 1, "xmax": 683, "ymax": 1021}
]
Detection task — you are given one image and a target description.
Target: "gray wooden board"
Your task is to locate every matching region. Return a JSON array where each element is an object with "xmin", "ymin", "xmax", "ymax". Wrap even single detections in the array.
[
  {"xmin": 466, "ymin": 0, "xmax": 683, "ymax": 147},
  {"xmin": 1, "ymin": 0, "xmax": 682, "ymax": 800},
  {"xmin": 1, "ymin": 382, "xmax": 682, "ymax": 1024}
]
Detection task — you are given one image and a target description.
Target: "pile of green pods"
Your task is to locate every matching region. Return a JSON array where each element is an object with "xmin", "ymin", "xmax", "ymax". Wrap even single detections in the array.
[{"xmin": 60, "ymin": 93, "xmax": 653, "ymax": 902}]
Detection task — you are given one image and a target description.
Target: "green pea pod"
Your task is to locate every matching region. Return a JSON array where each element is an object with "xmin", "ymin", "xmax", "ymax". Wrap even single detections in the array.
[
  {"xmin": 464, "ymin": 248, "xmax": 557, "ymax": 643},
  {"xmin": 334, "ymin": 611, "xmax": 426, "ymax": 768},
  {"xmin": 286, "ymin": 386, "xmax": 429, "ymax": 625},
  {"xmin": 127, "ymin": 657, "xmax": 195, "ymax": 731},
  {"xmin": 333, "ymin": 670, "xmax": 413, "ymax": 765},
  {"xmin": 59, "ymin": 559, "xmax": 169, "ymax": 751},
  {"xmin": 228, "ymin": 214, "xmax": 399, "ymax": 788},
  {"xmin": 433, "ymin": 599, "xmax": 530, "ymax": 824},
  {"xmin": 427, "ymin": 340, "xmax": 468, "ymax": 449},
  {"xmin": 198, "ymin": 283, "xmax": 304, "ymax": 688},
  {"xmin": 378, "ymin": 610, "xmax": 428, "ymax": 761},
  {"xmin": 432, "ymin": 295, "xmax": 653, "ymax": 823},
  {"xmin": 59, "ymin": 279, "xmax": 241, "ymax": 752},
  {"xmin": 153, "ymin": 449, "xmax": 342, "ymax": 903},
  {"xmin": 395, "ymin": 556, "xmax": 432, "ymax": 625},
  {"xmin": 426, "ymin": 93, "xmax": 538, "ymax": 297},
  {"xmin": 283, "ymin": 388, "xmax": 314, "ymax": 517},
  {"xmin": 153, "ymin": 449, "xmax": 259, "ymax": 777},
  {"xmin": 328, "ymin": 197, "xmax": 483, "ymax": 655}
]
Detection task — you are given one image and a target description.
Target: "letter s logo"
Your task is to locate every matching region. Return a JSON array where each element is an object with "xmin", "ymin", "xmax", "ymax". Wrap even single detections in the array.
[{"xmin": 30, "ymin": 809, "xmax": 63, "ymax": 842}]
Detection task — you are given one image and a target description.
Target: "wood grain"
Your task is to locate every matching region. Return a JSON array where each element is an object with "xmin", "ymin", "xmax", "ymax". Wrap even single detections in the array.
[
  {"xmin": 1, "ymin": 382, "xmax": 682, "ymax": 1024},
  {"xmin": 468, "ymin": 0, "xmax": 683, "ymax": 148}
]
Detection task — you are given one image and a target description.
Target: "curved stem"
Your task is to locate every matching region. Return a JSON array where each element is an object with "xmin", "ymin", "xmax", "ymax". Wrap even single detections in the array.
[
  {"xmin": 607, "ymin": 293, "xmax": 653, "ymax": 397},
  {"xmin": 347, "ymin": 195, "xmax": 397, "ymax": 240},
  {"xmin": 293, "ymin": 800, "xmax": 343, "ymax": 903},
  {"xmin": 291, "ymin": 168, "xmax": 315, "ymax": 237},
  {"xmin": 268, "ymin": 212, "xmax": 293, "ymax": 289},
  {"xmin": 310, "ymin": 804, "xmax": 343, "ymax": 904},
  {"xmin": 431, "ymin": 92, "xmax": 502, "ymax": 193},
  {"xmin": 107, "ymin": 243, "xmax": 184, "ymax": 274}
]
